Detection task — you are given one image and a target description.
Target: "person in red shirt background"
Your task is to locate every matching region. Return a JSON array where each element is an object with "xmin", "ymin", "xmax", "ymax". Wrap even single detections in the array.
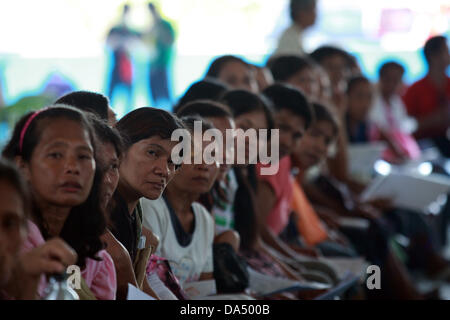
[{"xmin": 402, "ymin": 35, "xmax": 450, "ymax": 157}]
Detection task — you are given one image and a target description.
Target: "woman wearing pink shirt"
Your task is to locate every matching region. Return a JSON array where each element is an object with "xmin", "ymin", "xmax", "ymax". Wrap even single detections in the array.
[
  {"xmin": 2, "ymin": 105, "xmax": 117, "ymax": 300},
  {"xmin": 0, "ymin": 159, "xmax": 77, "ymax": 300}
]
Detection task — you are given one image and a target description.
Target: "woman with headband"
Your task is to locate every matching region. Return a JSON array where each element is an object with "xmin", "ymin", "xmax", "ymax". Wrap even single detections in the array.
[{"xmin": 2, "ymin": 105, "xmax": 117, "ymax": 300}]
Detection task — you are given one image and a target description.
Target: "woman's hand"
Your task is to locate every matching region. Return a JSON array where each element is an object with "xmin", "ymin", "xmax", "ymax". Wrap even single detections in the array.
[
  {"xmin": 19, "ymin": 238, "xmax": 77, "ymax": 279},
  {"xmin": 6, "ymin": 238, "xmax": 77, "ymax": 299}
]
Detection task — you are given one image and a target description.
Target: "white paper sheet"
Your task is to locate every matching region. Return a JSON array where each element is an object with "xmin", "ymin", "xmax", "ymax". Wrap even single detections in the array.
[
  {"xmin": 182, "ymin": 280, "xmax": 217, "ymax": 299},
  {"xmin": 147, "ymin": 272, "xmax": 178, "ymax": 300},
  {"xmin": 360, "ymin": 172, "xmax": 450, "ymax": 213},
  {"xmin": 126, "ymin": 283, "xmax": 156, "ymax": 300},
  {"xmin": 247, "ymin": 267, "xmax": 330, "ymax": 297}
]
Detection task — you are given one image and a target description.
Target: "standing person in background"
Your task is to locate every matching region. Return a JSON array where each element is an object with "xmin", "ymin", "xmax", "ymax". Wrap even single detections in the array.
[
  {"xmin": 403, "ymin": 35, "xmax": 450, "ymax": 157},
  {"xmin": 146, "ymin": 3, "xmax": 175, "ymax": 108},
  {"xmin": 273, "ymin": 0, "xmax": 317, "ymax": 57},
  {"xmin": 106, "ymin": 4, "xmax": 140, "ymax": 113}
]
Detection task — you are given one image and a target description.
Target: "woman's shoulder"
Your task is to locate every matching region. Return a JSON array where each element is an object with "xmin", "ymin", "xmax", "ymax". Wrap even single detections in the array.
[
  {"xmin": 102, "ymin": 231, "xmax": 132, "ymax": 262},
  {"xmin": 192, "ymin": 202, "xmax": 215, "ymax": 228},
  {"xmin": 141, "ymin": 197, "xmax": 169, "ymax": 217},
  {"xmin": 82, "ymin": 249, "xmax": 117, "ymax": 300},
  {"xmin": 140, "ymin": 197, "xmax": 171, "ymax": 230},
  {"xmin": 21, "ymin": 219, "xmax": 45, "ymax": 252}
]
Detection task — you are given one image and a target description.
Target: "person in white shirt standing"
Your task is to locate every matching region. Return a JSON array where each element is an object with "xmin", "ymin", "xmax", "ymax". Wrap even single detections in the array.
[{"xmin": 273, "ymin": 0, "xmax": 318, "ymax": 57}]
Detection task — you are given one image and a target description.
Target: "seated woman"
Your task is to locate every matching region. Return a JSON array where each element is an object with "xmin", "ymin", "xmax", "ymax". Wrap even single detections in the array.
[
  {"xmin": 215, "ymin": 90, "xmax": 335, "ymax": 298},
  {"xmin": 109, "ymin": 107, "xmax": 185, "ymax": 299},
  {"xmin": 0, "ymin": 158, "xmax": 77, "ymax": 300},
  {"xmin": 290, "ymin": 102, "xmax": 358, "ymax": 257},
  {"xmin": 205, "ymin": 55, "xmax": 259, "ymax": 93},
  {"xmin": 141, "ymin": 117, "xmax": 218, "ymax": 287},
  {"xmin": 369, "ymin": 62, "xmax": 420, "ymax": 163},
  {"xmin": 2, "ymin": 105, "xmax": 117, "ymax": 300},
  {"xmin": 173, "ymin": 79, "xmax": 228, "ymax": 114},
  {"xmin": 55, "ymin": 90, "xmax": 117, "ymax": 125},
  {"xmin": 83, "ymin": 115, "xmax": 139, "ymax": 300},
  {"xmin": 176, "ymin": 100, "xmax": 240, "ymax": 252}
]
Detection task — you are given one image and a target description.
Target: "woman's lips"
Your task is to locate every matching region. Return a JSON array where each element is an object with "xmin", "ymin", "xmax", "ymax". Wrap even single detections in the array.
[
  {"xmin": 192, "ymin": 176, "xmax": 209, "ymax": 183},
  {"xmin": 147, "ymin": 181, "xmax": 165, "ymax": 191},
  {"xmin": 59, "ymin": 181, "xmax": 82, "ymax": 193}
]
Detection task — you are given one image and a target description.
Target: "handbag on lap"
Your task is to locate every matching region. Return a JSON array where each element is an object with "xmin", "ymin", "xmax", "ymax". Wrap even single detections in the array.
[{"xmin": 213, "ymin": 242, "xmax": 249, "ymax": 293}]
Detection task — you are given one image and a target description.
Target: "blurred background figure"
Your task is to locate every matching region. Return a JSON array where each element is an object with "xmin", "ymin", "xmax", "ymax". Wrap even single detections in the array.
[
  {"xmin": 0, "ymin": 72, "xmax": 74, "ymax": 147},
  {"xmin": 145, "ymin": 2, "xmax": 176, "ymax": 108},
  {"xmin": 273, "ymin": 0, "xmax": 318, "ymax": 57},
  {"xmin": 106, "ymin": 4, "xmax": 140, "ymax": 113},
  {"xmin": 402, "ymin": 35, "xmax": 450, "ymax": 158},
  {"xmin": 370, "ymin": 61, "xmax": 421, "ymax": 164}
]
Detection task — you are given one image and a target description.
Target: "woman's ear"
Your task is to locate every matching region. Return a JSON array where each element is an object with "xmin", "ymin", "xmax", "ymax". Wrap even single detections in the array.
[{"xmin": 14, "ymin": 156, "xmax": 31, "ymax": 181}]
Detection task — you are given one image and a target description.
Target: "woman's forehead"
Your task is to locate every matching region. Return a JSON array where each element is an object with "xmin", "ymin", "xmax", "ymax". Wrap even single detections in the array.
[{"xmin": 37, "ymin": 119, "xmax": 92, "ymax": 147}]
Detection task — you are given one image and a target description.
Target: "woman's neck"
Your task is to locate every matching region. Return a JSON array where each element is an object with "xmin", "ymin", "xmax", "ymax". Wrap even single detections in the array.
[
  {"xmin": 165, "ymin": 185, "xmax": 198, "ymax": 216},
  {"xmin": 117, "ymin": 180, "xmax": 141, "ymax": 214},
  {"xmin": 38, "ymin": 202, "xmax": 71, "ymax": 237}
]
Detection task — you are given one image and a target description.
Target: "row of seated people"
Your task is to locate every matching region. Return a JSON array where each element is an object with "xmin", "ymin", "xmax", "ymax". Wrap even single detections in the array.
[{"xmin": 0, "ymin": 35, "xmax": 449, "ymax": 300}]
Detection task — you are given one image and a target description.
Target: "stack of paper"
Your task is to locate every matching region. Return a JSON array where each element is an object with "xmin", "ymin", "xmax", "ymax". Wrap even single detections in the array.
[{"xmin": 360, "ymin": 172, "xmax": 450, "ymax": 213}]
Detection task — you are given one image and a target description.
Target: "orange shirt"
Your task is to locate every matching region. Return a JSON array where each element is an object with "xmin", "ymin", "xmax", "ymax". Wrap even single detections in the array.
[
  {"xmin": 291, "ymin": 180, "xmax": 329, "ymax": 246},
  {"xmin": 256, "ymin": 157, "xmax": 293, "ymax": 236}
]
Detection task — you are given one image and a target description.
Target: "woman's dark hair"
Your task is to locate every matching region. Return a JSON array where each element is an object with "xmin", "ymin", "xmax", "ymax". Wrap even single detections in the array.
[
  {"xmin": 115, "ymin": 107, "xmax": 185, "ymax": 150},
  {"xmin": 233, "ymin": 165, "xmax": 259, "ymax": 250},
  {"xmin": 0, "ymin": 158, "xmax": 31, "ymax": 219},
  {"xmin": 220, "ymin": 89, "xmax": 275, "ymax": 131},
  {"xmin": 176, "ymin": 100, "xmax": 233, "ymax": 119},
  {"xmin": 267, "ymin": 55, "xmax": 315, "ymax": 82},
  {"xmin": 88, "ymin": 114, "xmax": 124, "ymax": 159},
  {"xmin": 263, "ymin": 83, "xmax": 314, "ymax": 130},
  {"xmin": 180, "ymin": 115, "xmax": 215, "ymax": 133},
  {"xmin": 55, "ymin": 91, "xmax": 110, "ymax": 121},
  {"xmin": 173, "ymin": 79, "xmax": 228, "ymax": 113},
  {"xmin": 311, "ymin": 102, "xmax": 339, "ymax": 136},
  {"xmin": 378, "ymin": 61, "xmax": 405, "ymax": 78},
  {"xmin": 199, "ymin": 165, "xmax": 259, "ymax": 251},
  {"xmin": 346, "ymin": 75, "xmax": 370, "ymax": 94},
  {"xmin": 2, "ymin": 105, "xmax": 106, "ymax": 269},
  {"xmin": 205, "ymin": 55, "xmax": 251, "ymax": 78},
  {"xmin": 310, "ymin": 45, "xmax": 350, "ymax": 65}
]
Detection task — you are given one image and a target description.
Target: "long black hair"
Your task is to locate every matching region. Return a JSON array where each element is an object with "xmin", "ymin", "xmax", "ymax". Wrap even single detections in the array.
[
  {"xmin": 205, "ymin": 55, "xmax": 251, "ymax": 78},
  {"xmin": 173, "ymin": 79, "xmax": 228, "ymax": 113},
  {"xmin": 0, "ymin": 158, "xmax": 31, "ymax": 220},
  {"xmin": 115, "ymin": 107, "xmax": 185, "ymax": 151},
  {"xmin": 221, "ymin": 90, "xmax": 276, "ymax": 250},
  {"xmin": 2, "ymin": 105, "xmax": 106, "ymax": 269}
]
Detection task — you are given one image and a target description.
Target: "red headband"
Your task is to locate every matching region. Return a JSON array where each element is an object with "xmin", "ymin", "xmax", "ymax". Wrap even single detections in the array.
[{"xmin": 19, "ymin": 108, "xmax": 49, "ymax": 154}]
